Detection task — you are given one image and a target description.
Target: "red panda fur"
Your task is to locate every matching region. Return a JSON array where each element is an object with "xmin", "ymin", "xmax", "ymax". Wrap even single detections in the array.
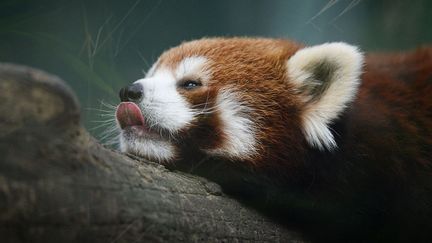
[{"xmin": 118, "ymin": 38, "xmax": 432, "ymax": 242}]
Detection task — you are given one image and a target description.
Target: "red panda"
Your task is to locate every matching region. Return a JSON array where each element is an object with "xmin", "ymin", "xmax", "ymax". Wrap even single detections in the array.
[{"xmin": 115, "ymin": 38, "xmax": 432, "ymax": 242}]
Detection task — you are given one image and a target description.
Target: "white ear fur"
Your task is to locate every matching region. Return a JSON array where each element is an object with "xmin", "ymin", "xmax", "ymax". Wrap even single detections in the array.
[{"xmin": 287, "ymin": 42, "xmax": 364, "ymax": 150}]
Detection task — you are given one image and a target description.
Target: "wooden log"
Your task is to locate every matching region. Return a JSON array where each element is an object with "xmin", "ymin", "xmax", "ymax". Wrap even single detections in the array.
[{"xmin": 0, "ymin": 63, "xmax": 305, "ymax": 243}]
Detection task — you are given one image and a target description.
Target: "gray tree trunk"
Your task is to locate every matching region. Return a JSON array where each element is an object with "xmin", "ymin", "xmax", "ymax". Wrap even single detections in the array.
[{"xmin": 0, "ymin": 63, "xmax": 305, "ymax": 243}]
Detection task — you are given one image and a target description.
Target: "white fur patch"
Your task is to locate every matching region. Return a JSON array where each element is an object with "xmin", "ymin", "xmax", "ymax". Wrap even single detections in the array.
[
  {"xmin": 135, "ymin": 69, "xmax": 195, "ymax": 134},
  {"xmin": 119, "ymin": 134, "xmax": 176, "ymax": 162},
  {"xmin": 136, "ymin": 56, "xmax": 210, "ymax": 134},
  {"xmin": 175, "ymin": 56, "xmax": 211, "ymax": 82},
  {"xmin": 287, "ymin": 42, "xmax": 364, "ymax": 150},
  {"xmin": 205, "ymin": 90, "xmax": 258, "ymax": 160},
  {"xmin": 120, "ymin": 56, "xmax": 212, "ymax": 162}
]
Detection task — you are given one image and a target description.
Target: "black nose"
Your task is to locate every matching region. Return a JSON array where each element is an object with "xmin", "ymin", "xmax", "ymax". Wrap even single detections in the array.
[{"xmin": 119, "ymin": 83, "xmax": 144, "ymax": 102}]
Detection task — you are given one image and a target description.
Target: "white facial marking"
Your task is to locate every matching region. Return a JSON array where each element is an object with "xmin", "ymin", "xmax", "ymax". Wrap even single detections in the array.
[
  {"xmin": 120, "ymin": 56, "xmax": 211, "ymax": 162},
  {"xmin": 205, "ymin": 90, "xmax": 258, "ymax": 160},
  {"xmin": 119, "ymin": 134, "xmax": 175, "ymax": 162},
  {"xmin": 175, "ymin": 56, "xmax": 211, "ymax": 82},
  {"xmin": 288, "ymin": 42, "xmax": 364, "ymax": 150},
  {"xmin": 135, "ymin": 56, "xmax": 210, "ymax": 134},
  {"xmin": 135, "ymin": 69, "xmax": 195, "ymax": 134}
]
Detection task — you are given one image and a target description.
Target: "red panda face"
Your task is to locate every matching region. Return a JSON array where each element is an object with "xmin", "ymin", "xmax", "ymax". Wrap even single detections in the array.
[{"xmin": 116, "ymin": 38, "xmax": 363, "ymax": 167}]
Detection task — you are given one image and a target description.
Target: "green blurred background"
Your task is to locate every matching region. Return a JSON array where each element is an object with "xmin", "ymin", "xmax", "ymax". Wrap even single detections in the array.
[{"xmin": 1, "ymin": 0, "xmax": 431, "ymax": 143}]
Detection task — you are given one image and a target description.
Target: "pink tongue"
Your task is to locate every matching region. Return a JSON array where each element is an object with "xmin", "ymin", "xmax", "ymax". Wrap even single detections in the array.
[{"xmin": 116, "ymin": 102, "xmax": 145, "ymax": 129}]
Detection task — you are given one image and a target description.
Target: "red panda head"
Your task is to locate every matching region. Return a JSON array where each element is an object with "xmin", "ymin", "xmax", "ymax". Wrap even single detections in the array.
[{"xmin": 116, "ymin": 37, "xmax": 363, "ymax": 167}]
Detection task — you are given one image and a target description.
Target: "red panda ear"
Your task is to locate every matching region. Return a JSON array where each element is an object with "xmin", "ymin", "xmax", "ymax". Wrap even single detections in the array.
[{"xmin": 287, "ymin": 42, "xmax": 364, "ymax": 150}]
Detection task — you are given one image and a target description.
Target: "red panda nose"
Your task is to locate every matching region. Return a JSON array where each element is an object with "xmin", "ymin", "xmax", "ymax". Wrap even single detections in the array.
[{"xmin": 119, "ymin": 83, "xmax": 143, "ymax": 102}]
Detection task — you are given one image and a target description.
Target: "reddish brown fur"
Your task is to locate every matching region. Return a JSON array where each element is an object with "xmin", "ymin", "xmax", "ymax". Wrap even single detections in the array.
[
  {"xmin": 351, "ymin": 48, "xmax": 432, "ymax": 174},
  {"xmin": 138, "ymin": 38, "xmax": 432, "ymax": 241},
  {"xmin": 158, "ymin": 38, "xmax": 308, "ymax": 170},
  {"xmin": 155, "ymin": 38, "xmax": 432, "ymax": 179}
]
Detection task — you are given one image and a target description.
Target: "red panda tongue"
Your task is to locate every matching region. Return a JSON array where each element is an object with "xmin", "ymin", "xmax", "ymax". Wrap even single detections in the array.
[{"xmin": 115, "ymin": 102, "xmax": 146, "ymax": 129}]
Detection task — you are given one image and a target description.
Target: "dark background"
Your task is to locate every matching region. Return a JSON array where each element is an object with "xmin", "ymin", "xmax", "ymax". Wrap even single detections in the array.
[{"xmin": 1, "ymin": 0, "xmax": 431, "ymax": 143}]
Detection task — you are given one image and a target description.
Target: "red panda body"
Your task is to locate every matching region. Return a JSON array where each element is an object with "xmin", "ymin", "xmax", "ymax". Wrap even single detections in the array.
[
  {"xmin": 297, "ymin": 49, "xmax": 432, "ymax": 241},
  {"xmin": 115, "ymin": 38, "xmax": 432, "ymax": 242}
]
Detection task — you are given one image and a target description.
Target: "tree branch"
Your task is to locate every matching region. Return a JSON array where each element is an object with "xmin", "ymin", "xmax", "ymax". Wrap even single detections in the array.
[{"xmin": 0, "ymin": 63, "xmax": 305, "ymax": 242}]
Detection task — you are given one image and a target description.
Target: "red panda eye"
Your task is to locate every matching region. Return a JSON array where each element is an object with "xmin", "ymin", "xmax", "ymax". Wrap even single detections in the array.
[{"xmin": 180, "ymin": 80, "xmax": 202, "ymax": 90}]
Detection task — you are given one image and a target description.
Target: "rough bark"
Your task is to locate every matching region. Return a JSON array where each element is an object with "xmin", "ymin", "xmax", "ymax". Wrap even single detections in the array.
[{"xmin": 0, "ymin": 63, "xmax": 305, "ymax": 243}]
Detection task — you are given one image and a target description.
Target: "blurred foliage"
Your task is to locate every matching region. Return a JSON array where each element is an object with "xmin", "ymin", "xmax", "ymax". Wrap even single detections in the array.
[{"xmin": 1, "ymin": 0, "xmax": 431, "ymax": 142}]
